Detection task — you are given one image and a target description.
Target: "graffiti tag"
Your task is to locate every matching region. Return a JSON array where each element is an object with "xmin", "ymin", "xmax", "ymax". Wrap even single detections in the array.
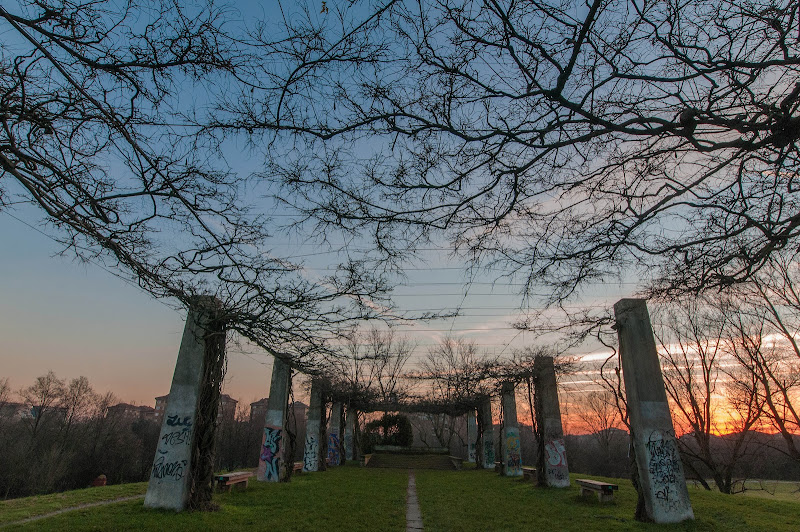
[
  {"xmin": 327, "ymin": 433, "xmax": 341, "ymax": 466},
  {"xmin": 303, "ymin": 434, "xmax": 319, "ymax": 472},
  {"xmin": 151, "ymin": 455, "xmax": 187, "ymax": 481},
  {"xmin": 260, "ymin": 426, "xmax": 282, "ymax": 481},
  {"xmin": 166, "ymin": 415, "xmax": 192, "ymax": 427}
]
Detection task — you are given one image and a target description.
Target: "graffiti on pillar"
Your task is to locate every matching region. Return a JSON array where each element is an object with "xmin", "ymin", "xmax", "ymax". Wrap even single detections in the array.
[
  {"xmin": 151, "ymin": 414, "xmax": 193, "ymax": 482},
  {"xmin": 646, "ymin": 430, "xmax": 689, "ymax": 513},
  {"xmin": 505, "ymin": 433, "xmax": 522, "ymax": 475},
  {"xmin": 483, "ymin": 439, "xmax": 495, "ymax": 465},
  {"xmin": 260, "ymin": 426, "xmax": 282, "ymax": 481},
  {"xmin": 303, "ymin": 434, "xmax": 319, "ymax": 472},
  {"xmin": 151, "ymin": 454, "xmax": 188, "ymax": 481},
  {"xmin": 544, "ymin": 438, "xmax": 569, "ymax": 483},
  {"xmin": 546, "ymin": 438, "xmax": 567, "ymax": 466},
  {"xmin": 327, "ymin": 433, "xmax": 340, "ymax": 465},
  {"xmin": 344, "ymin": 433, "xmax": 354, "ymax": 461},
  {"xmin": 166, "ymin": 415, "xmax": 192, "ymax": 427}
]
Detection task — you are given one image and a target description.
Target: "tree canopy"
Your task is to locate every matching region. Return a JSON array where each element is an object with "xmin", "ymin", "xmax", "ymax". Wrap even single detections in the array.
[
  {"xmin": 0, "ymin": 0, "xmax": 397, "ymax": 370},
  {"xmin": 216, "ymin": 0, "xmax": 800, "ymax": 304}
]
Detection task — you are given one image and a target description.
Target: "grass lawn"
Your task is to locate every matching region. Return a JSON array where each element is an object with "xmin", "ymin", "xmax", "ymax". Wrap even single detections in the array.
[
  {"xmin": 415, "ymin": 470, "xmax": 800, "ymax": 531},
  {"xmin": 3, "ymin": 466, "xmax": 408, "ymax": 531},
  {"xmin": 3, "ymin": 467, "xmax": 799, "ymax": 530},
  {"xmin": 0, "ymin": 482, "xmax": 147, "ymax": 525}
]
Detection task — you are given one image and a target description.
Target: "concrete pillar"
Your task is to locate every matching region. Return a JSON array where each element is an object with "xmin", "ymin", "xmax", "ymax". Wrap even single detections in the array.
[
  {"xmin": 534, "ymin": 356, "xmax": 570, "ymax": 487},
  {"xmin": 344, "ymin": 406, "xmax": 357, "ymax": 462},
  {"xmin": 144, "ymin": 297, "xmax": 226, "ymax": 511},
  {"xmin": 257, "ymin": 356, "xmax": 291, "ymax": 482},
  {"xmin": 501, "ymin": 382, "xmax": 523, "ymax": 477},
  {"xmin": 478, "ymin": 398, "xmax": 495, "ymax": 469},
  {"xmin": 327, "ymin": 402, "xmax": 343, "ymax": 466},
  {"xmin": 302, "ymin": 381, "xmax": 323, "ymax": 472},
  {"xmin": 615, "ymin": 299, "xmax": 694, "ymax": 523},
  {"xmin": 466, "ymin": 409, "xmax": 477, "ymax": 463}
]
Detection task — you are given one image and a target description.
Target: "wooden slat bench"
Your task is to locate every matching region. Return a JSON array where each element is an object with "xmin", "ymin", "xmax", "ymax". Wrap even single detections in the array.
[
  {"xmin": 576, "ymin": 478, "xmax": 619, "ymax": 502},
  {"xmin": 215, "ymin": 471, "xmax": 254, "ymax": 492},
  {"xmin": 293, "ymin": 461, "xmax": 304, "ymax": 474},
  {"xmin": 522, "ymin": 466, "xmax": 537, "ymax": 482}
]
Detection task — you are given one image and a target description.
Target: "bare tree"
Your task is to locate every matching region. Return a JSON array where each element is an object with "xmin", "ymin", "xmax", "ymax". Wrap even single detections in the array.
[
  {"xmin": 736, "ymin": 252, "xmax": 800, "ymax": 459},
  {"xmin": 209, "ymin": 0, "xmax": 800, "ymax": 306},
  {"xmin": 1, "ymin": 1, "xmax": 398, "ymax": 380},
  {"xmin": 575, "ymin": 391, "xmax": 623, "ymax": 456},
  {"xmin": 653, "ymin": 299, "xmax": 763, "ymax": 493},
  {"xmin": 414, "ymin": 337, "xmax": 494, "ymax": 449},
  {"xmin": 720, "ymin": 297, "xmax": 800, "ymax": 462},
  {"xmin": 19, "ymin": 371, "xmax": 66, "ymax": 438}
]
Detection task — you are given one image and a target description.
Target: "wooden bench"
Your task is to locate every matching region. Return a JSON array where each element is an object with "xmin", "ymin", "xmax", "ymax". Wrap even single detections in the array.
[
  {"xmin": 576, "ymin": 478, "xmax": 618, "ymax": 502},
  {"xmin": 448, "ymin": 456, "xmax": 464, "ymax": 470},
  {"xmin": 522, "ymin": 466, "xmax": 537, "ymax": 482},
  {"xmin": 292, "ymin": 461, "xmax": 304, "ymax": 474},
  {"xmin": 215, "ymin": 471, "xmax": 254, "ymax": 492},
  {"xmin": 495, "ymin": 461, "xmax": 502, "ymax": 473}
]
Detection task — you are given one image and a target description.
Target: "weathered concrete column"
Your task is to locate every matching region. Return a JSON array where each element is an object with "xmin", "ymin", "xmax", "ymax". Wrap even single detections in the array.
[
  {"xmin": 327, "ymin": 402, "xmax": 343, "ymax": 466},
  {"xmin": 145, "ymin": 297, "xmax": 226, "ymax": 511},
  {"xmin": 501, "ymin": 382, "xmax": 523, "ymax": 477},
  {"xmin": 466, "ymin": 409, "xmax": 477, "ymax": 463},
  {"xmin": 478, "ymin": 397, "xmax": 495, "ymax": 469},
  {"xmin": 257, "ymin": 356, "xmax": 291, "ymax": 482},
  {"xmin": 534, "ymin": 356, "xmax": 570, "ymax": 487},
  {"xmin": 302, "ymin": 381, "xmax": 323, "ymax": 472},
  {"xmin": 344, "ymin": 406, "xmax": 358, "ymax": 462},
  {"xmin": 615, "ymin": 299, "xmax": 694, "ymax": 523}
]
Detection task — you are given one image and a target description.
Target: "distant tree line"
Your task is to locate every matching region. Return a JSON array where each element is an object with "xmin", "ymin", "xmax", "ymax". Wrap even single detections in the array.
[{"xmin": 0, "ymin": 373, "xmax": 268, "ymax": 500}]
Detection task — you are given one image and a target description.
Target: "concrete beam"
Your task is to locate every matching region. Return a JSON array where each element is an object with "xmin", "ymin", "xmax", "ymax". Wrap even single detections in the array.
[
  {"xmin": 534, "ymin": 356, "xmax": 570, "ymax": 487},
  {"xmin": 615, "ymin": 298, "xmax": 694, "ymax": 523},
  {"xmin": 144, "ymin": 297, "xmax": 226, "ymax": 511},
  {"xmin": 501, "ymin": 382, "xmax": 523, "ymax": 477},
  {"xmin": 257, "ymin": 356, "xmax": 291, "ymax": 482}
]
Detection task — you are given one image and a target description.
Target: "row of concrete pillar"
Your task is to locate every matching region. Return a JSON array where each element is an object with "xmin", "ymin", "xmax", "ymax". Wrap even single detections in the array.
[
  {"xmin": 465, "ymin": 356, "xmax": 568, "ymax": 488},
  {"xmin": 143, "ymin": 298, "xmax": 694, "ymax": 524},
  {"xmin": 465, "ymin": 300, "xmax": 694, "ymax": 523}
]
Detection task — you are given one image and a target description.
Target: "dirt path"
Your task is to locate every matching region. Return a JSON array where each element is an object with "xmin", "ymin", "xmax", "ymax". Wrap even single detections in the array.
[{"xmin": 0, "ymin": 494, "xmax": 145, "ymax": 528}]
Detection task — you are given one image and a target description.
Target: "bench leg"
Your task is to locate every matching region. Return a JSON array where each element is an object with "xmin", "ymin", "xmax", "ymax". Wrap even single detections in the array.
[{"xmin": 597, "ymin": 491, "xmax": 614, "ymax": 503}]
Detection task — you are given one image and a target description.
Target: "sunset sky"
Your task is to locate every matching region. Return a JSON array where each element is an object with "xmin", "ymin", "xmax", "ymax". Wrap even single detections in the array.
[{"xmin": 0, "ymin": 198, "xmax": 636, "ymax": 410}]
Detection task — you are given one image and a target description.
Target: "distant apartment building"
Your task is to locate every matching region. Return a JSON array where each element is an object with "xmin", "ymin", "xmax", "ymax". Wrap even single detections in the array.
[
  {"xmin": 154, "ymin": 395, "xmax": 169, "ymax": 423},
  {"xmin": 153, "ymin": 393, "xmax": 238, "ymax": 423},
  {"xmin": 107, "ymin": 403, "xmax": 156, "ymax": 420},
  {"xmin": 0, "ymin": 402, "xmax": 30, "ymax": 420}
]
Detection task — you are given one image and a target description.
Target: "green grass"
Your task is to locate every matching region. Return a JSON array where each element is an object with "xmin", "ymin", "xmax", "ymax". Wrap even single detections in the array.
[
  {"xmin": 415, "ymin": 470, "xmax": 800, "ymax": 531},
  {"xmin": 738, "ymin": 480, "xmax": 800, "ymax": 502},
  {"xmin": 3, "ymin": 467, "xmax": 799, "ymax": 531},
  {"xmin": 3, "ymin": 466, "xmax": 407, "ymax": 531},
  {"xmin": 0, "ymin": 482, "xmax": 147, "ymax": 525}
]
